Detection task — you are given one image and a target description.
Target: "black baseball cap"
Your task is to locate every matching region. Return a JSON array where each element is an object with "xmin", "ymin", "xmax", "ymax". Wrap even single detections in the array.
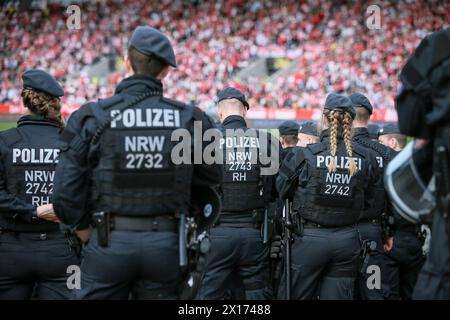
[
  {"xmin": 278, "ymin": 120, "xmax": 299, "ymax": 136},
  {"xmin": 350, "ymin": 92, "xmax": 373, "ymax": 115},
  {"xmin": 22, "ymin": 69, "xmax": 64, "ymax": 97},
  {"xmin": 217, "ymin": 87, "xmax": 249, "ymax": 110},
  {"xmin": 379, "ymin": 123, "xmax": 402, "ymax": 136},
  {"xmin": 324, "ymin": 93, "xmax": 355, "ymax": 119},
  {"xmin": 129, "ymin": 26, "xmax": 176, "ymax": 67},
  {"xmin": 298, "ymin": 121, "xmax": 318, "ymax": 136}
]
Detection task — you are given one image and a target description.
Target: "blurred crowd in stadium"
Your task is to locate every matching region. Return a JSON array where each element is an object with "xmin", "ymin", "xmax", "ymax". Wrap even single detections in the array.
[{"xmin": 1, "ymin": 0, "xmax": 448, "ymax": 113}]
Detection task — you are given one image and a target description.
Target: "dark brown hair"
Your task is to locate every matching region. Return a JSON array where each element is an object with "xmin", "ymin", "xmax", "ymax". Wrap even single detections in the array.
[
  {"xmin": 128, "ymin": 47, "xmax": 167, "ymax": 77},
  {"xmin": 281, "ymin": 135, "xmax": 298, "ymax": 146}
]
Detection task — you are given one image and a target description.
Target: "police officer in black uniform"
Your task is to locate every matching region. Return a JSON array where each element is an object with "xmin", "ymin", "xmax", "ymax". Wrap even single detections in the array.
[
  {"xmin": 270, "ymin": 120, "xmax": 320, "ymax": 295},
  {"xmin": 350, "ymin": 92, "xmax": 396, "ymax": 300},
  {"xmin": 197, "ymin": 87, "xmax": 277, "ymax": 300},
  {"xmin": 378, "ymin": 124, "xmax": 406, "ymax": 151},
  {"xmin": 378, "ymin": 123, "xmax": 425, "ymax": 300},
  {"xmin": 0, "ymin": 69, "xmax": 80, "ymax": 299},
  {"xmin": 278, "ymin": 120, "xmax": 299, "ymax": 160},
  {"xmin": 277, "ymin": 93, "xmax": 379, "ymax": 299},
  {"xmin": 52, "ymin": 26, "xmax": 222, "ymax": 299},
  {"xmin": 391, "ymin": 28, "xmax": 450, "ymax": 299},
  {"xmin": 297, "ymin": 121, "xmax": 319, "ymax": 147}
]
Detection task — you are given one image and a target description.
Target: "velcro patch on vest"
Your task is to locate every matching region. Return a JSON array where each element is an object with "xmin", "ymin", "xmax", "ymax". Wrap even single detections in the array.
[
  {"xmin": 114, "ymin": 129, "xmax": 172, "ymax": 171},
  {"xmin": 10, "ymin": 148, "xmax": 59, "ymax": 206},
  {"xmin": 314, "ymin": 154, "xmax": 362, "ymax": 204},
  {"xmin": 17, "ymin": 166, "xmax": 55, "ymax": 206},
  {"xmin": 319, "ymin": 170, "xmax": 354, "ymax": 198},
  {"xmin": 221, "ymin": 135, "xmax": 261, "ymax": 183}
]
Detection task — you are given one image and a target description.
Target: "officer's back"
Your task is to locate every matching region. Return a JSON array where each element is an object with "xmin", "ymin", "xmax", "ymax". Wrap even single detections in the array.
[
  {"xmin": 198, "ymin": 87, "xmax": 276, "ymax": 300},
  {"xmin": 0, "ymin": 69, "xmax": 79, "ymax": 300},
  {"xmin": 52, "ymin": 26, "xmax": 222, "ymax": 300},
  {"xmin": 276, "ymin": 93, "xmax": 379, "ymax": 300},
  {"xmin": 350, "ymin": 93, "xmax": 396, "ymax": 300}
]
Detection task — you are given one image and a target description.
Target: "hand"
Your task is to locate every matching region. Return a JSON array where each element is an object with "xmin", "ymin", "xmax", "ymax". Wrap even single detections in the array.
[
  {"xmin": 36, "ymin": 204, "xmax": 60, "ymax": 223},
  {"xmin": 270, "ymin": 235, "xmax": 284, "ymax": 260},
  {"xmin": 75, "ymin": 227, "xmax": 92, "ymax": 243},
  {"xmin": 383, "ymin": 236, "xmax": 394, "ymax": 253}
]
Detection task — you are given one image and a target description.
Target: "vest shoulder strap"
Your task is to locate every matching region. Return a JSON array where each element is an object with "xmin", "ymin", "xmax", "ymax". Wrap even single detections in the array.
[
  {"xmin": 307, "ymin": 142, "xmax": 325, "ymax": 155},
  {"xmin": 83, "ymin": 94, "xmax": 125, "ymax": 125},
  {"xmin": 97, "ymin": 94, "xmax": 125, "ymax": 111},
  {"xmin": 91, "ymin": 91, "xmax": 160, "ymax": 146},
  {"xmin": 353, "ymin": 136, "xmax": 391, "ymax": 163},
  {"xmin": 192, "ymin": 106, "xmax": 203, "ymax": 121},
  {"xmin": 161, "ymin": 96, "xmax": 187, "ymax": 109},
  {"xmin": 161, "ymin": 97, "xmax": 201, "ymax": 121}
]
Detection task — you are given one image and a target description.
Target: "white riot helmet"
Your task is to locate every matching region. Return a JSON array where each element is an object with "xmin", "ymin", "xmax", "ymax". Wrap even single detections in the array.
[{"xmin": 385, "ymin": 139, "xmax": 436, "ymax": 224}]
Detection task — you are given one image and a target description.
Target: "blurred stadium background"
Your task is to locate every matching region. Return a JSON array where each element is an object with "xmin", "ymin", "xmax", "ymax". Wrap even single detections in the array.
[{"xmin": 0, "ymin": 0, "xmax": 449, "ymax": 130}]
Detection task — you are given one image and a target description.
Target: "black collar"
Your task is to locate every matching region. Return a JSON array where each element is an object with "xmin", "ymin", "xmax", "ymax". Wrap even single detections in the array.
[
  {"xmin": 222, "ymin": 115, "xmax": 247, "ymax": 129},
  {"xmin": 17, "ymin": 115, "xmax": 60, "ymax": 128},
  {"xmin": 115, "ymin": 74, "xmax": 163, "ymax": 95},
  {"xmin": 353, "ymin": 127, "xmax": 369, "ymax": 138},
  {"xmin": 319, "ymin": 128, "xmax": 345, "ymax": 142}
]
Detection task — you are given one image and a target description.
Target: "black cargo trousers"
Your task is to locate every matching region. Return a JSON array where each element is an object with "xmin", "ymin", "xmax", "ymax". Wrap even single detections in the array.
[
  {"xmin": 75, "ymin": 216, "xmax": 182, "ymax": 300},
  {"xmin": 197, "ymin": 225, "xmax": 272, "ymax": 300},
  {"xmin": 0, "ymin": 230, "xmax": 80, "ymax": 299},
  {"xmin": 277, "ymin": 223, "xmax": 360, "ymax": 300},
  {"xmin": 356, "ymin": 221, "xmax": 390, "ymax": 300},
  {"xmin": 383, "ymin": 227, "xmax": 425, "ymax": 300}
]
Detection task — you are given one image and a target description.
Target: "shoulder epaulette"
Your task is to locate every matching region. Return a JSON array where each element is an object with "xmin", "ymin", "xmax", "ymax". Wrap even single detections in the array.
[
  {"xmin": 307, "ymin": 142, "xmax": 326, "ymax": 155},
  {"xmin": 161, "ymin": 96, "xmax": 187, "ymax": 109},
  {"xmin": 97, "ymin": 94, "xmax": 125, "ymax": 110},
  {"xmin": 0, "ymin": 128, "xmax": 21, "ymax": 147}
]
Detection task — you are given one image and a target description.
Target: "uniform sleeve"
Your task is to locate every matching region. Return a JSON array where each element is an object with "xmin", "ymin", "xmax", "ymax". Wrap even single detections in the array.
[
  {"xmin": 52, "ymin": 107, "xmax": 96, "ymax": 228},
  {"xmin": 0, "ymin": 146, "xmax": 36, "ymax": 222},
  {"xmin": 265, "ymin": 134, "xmax": 282, "ymax": 203},
  {"xmin": 384, "ymin": 148, "xmax": 398, "ymax": 216},
  {"xmin": 363, "ymin": 152, "xmax": 382, "ymax": 212},
  {"xmin": 191, "ymin": 113, "xmax": 223, "ymax": 188},
  {"xmin": 276, "ymin": 148, "xmax": 308, "ymax": 200}
]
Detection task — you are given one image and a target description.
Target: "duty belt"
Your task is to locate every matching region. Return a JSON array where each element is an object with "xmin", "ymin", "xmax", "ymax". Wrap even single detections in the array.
[
  {"xmin": 214, "ymin": 210, "xmax": 262, "ymax": 229},
  {"xmin": 359, "ymin": 218, "xmax": 381, "ymax": 225},
  {"xmin": 302, "ymin": 219, "xmax": 357, "ymax": 229},
  {"xmin": 0, "ymin": 229, "xmax": 66, "ymax": 240},
  {"xmin": 91, "ymin": 213, "xmax": 177, "ymax": 248},
  {"xmin": 112, "ymin": 215, "xmax": 177, "ymax": 232}
]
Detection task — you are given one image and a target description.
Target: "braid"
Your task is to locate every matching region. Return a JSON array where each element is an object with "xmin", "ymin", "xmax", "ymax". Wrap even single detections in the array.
[
  {"xmin": 343, "ymin": 112, "xmax": 357, "ymax": 176},
  {"xmin": 326, "ymin": 110, "xmax": 340, "ymax": 173},
  {"xmin": 21, "ymin": 88, "xmax": 64, "ymax": 128}
]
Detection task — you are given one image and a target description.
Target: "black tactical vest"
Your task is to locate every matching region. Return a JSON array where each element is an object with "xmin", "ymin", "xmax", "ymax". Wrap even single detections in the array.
[
  {"xmin": 353, "ymin": 132, "xmax": 394, "ymax": 220},
  {"xmin": 220, "ymin": 127, "xmax": 266, "ymax": 213},
  {"xmin": 294, "ymin": 140, "xmax": 371, "ymax": 227},
  {"xmin": 0, "ymin": 118, "xmax": 60, "ymax": 232},
  {"xmin": 89, "ymin": 93, "xmax": 196, "ymax": 217}
]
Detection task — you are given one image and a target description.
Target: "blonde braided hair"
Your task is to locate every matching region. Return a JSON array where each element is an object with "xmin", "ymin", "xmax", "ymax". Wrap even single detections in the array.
[
  {"xmin": 21, "ymin": 88, "xmax": 64, "ymax": 128},
  {"xmin": 325, "ymin": 110, "xmax": 340, "ymax": 173},
  {"xmin": 324, "ymin": 109, "xmax": 357, "ymax": 176},
  {"xmin": 342, "ymin": 112, "xmax": 357, "ymax": 176}
]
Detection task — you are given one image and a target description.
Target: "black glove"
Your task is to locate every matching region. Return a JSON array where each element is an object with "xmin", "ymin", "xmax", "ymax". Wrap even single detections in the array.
[{"xmin": 270, "ymin": 235, "xmax": 284, "ymax": 260}]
